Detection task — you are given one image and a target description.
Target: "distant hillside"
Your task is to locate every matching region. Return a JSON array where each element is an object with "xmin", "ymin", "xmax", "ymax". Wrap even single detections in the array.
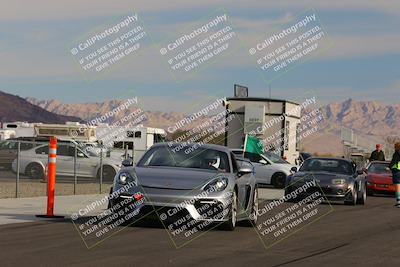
[
  {"xmin": 0, "ymin": 91, "xmax": 81, "ymax": 123},
  {"xmin": 323, "ymin": 98, "xmax": 400, "ymax": 136},
  {"xmin": 26, "ymin": 97, "xmax": 209, "ymax": 130}
]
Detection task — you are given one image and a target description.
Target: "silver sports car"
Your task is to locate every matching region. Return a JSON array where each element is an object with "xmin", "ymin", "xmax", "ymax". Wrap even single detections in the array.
[{"xmin": 109, "ymin": 143, "xmax": 258, "ymax": 230}]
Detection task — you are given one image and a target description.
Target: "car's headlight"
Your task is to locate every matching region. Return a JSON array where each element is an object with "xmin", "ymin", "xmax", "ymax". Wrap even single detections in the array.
[
  {"xmin": 332, "ymin": 178, "xmax": 346, "ymax": 185},
  {"xmin": 204, "ymin": 177, "xmax": 228, "ymax": 192},
  {"xmin": 117, "ymin": 172, "xmax": 136, "ymax": 185}
]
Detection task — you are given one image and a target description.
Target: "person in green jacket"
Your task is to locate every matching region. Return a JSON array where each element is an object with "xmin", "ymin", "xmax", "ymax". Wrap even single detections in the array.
[{"xmin": 389, "ymin": 142, "xmax": 400, "ymax": 207}]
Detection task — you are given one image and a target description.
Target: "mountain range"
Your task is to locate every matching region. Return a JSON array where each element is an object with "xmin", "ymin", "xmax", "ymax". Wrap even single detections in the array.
[
  {"xmin": 0, "ymin": 91, "xmax": 81, "ymax": 124},
  {"xmin": 1, "ymin": 90, "xmax": 398, "ymax": 156}
]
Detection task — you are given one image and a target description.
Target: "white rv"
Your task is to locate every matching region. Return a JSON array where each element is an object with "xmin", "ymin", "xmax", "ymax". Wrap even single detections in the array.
[
  {"xmin": 2, "ymin": 122, "xmax": 36, "ymax": 138},
  {"xmin": 95, "ymin": 124, "xmax": 166, "ymax": 163}
]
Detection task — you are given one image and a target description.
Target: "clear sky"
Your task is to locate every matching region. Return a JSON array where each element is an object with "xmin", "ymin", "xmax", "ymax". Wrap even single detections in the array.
[{"xmin": 0, "ymin": 0, "xmax": 399, "ymax": 112}]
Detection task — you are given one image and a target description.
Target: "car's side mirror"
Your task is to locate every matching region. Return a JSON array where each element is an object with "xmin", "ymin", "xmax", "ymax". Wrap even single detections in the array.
[
  {"xmin": 290, "ymin": 166, "xmax": 298, "ymax": 173},
  {"xmin": 238, "ymin": 166, "xmax": 253, "ymax": 176},
  {"xmin": 259, "ymin": 159, "xmax": 268, "ymax": 165},
  {"xmin": 122, "ymin": 158, "xmax": 133, "ymax": 167},
  {"xmin": 77, "ymin": 152, "xmax": 85, "ymax": 158}
]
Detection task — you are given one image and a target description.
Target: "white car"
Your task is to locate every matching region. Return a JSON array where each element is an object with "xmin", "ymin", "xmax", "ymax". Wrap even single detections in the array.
[
  {"xmin": 12, "ymin": 143, "xmax": 121, "ymax": 180},
  {"xmin": 231, "ymin": 149, "xmax": 296, "ymax": 188}
]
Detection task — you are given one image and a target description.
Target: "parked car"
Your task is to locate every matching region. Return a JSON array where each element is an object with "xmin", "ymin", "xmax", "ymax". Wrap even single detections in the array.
[
  {"xmin": 231, "ymin": 149, "xmax": 296, "ymax": 188},
  {"xmin": 12, "ymin": 143, "xmax": 121, "ymax": 180},
  {"xmin": 286, "ymin": 157, "xmax": 366, "ymax": 205},
  {"xmin": 365, "ymin": 161, "xmax": 394, "ymax": 196},
  {"xmin": 109, "ymin": 143, "xmax": 258, "ymax": 231},
  {"xmin": 0, "ymin": 140, "xmax": 37, "ymax": 170}
]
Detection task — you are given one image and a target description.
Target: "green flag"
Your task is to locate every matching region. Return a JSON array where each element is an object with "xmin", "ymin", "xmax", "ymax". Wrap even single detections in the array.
[{"xmin": 244, "ymin": 135, "xmax": 265, "ymax": 154}]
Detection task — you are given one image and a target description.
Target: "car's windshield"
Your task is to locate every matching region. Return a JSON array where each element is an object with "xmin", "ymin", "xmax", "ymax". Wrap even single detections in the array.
[
  {"xmin": 138, "ymin": 145, "xmax": 230, "ymax": 172},
  {"xmin": 264, "ymin": 151, "xmax": 288, "ymax": 164},
  {"xmin": 0, "ymin": 141, "xmax": 15, "ymax": 149},
  {"xmin": 300, "ymin": 158, "xmax": 354, "ymax": 175},
  {"xmin": 368, "ymin": 163, "xmax": 390, "ymax": 174}
]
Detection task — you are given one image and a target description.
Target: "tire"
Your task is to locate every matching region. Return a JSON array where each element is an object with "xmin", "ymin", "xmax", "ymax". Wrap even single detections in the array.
[
  {"xmin": 345, "ymin": 187, "xmax": 358, "ymax": 206},
  {"xmin": 223, "ymin": 191, "xmax": 238, "ymax": 231},
  {"xmin": 272, "ymin": 173, "xmax": 286, "ymax": 189},
  {"xmin": 25, "ymin": 163, "xmax": 44, "ymax": 179},
  {"xmin": 357, "ymin": 186, "xmax": 367, "ymax": 205},
  {"xmin": 247, "ymin": 187, "xmax": 259, "ymax": 226},
  {"xmin": 97, "ymin": 165, "xmax": 116, "ymax": 182}
]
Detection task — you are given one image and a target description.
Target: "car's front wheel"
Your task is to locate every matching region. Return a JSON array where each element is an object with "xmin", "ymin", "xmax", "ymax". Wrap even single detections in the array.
[
  {"xmin": 345, "ymin": 187, "xmax": 358, "ymax": 206},
  {"xmin": 247, "ymin": 187, "xmax": 259, "ymax": 225},
  {"xmin": 25, "ymin": 163, "xmax": 44, "ymax": 179},
  {"xmin": 272, "ymin": 172, "xmax": 286, "ymax": 188},
  {"xmin": 357, "ymin": 186, "xmax": 367, "ymax": 205},
  {"xmin": 223, "ymin": 191, "xmax": 237, "ymax": 231},
  {"xmin": 97, "ymin": 165, "xmax": 116, "ymax": 182}
]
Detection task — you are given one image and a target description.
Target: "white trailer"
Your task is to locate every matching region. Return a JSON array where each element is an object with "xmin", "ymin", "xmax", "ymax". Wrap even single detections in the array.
[
  {"xmin": 95, "ymin": 124, "xmax": 166, "ymax": 163},
  {"xmin": 2, "ymin": 122, "xmax": 36, "ymax": 138},
  {"xmin": 2, "ymin": 121, "xmax": 96, "ymax": 142}
]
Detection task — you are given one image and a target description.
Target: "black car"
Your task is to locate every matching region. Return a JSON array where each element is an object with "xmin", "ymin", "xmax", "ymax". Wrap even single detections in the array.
[{"xmin": 286, "ymin": 157, "xmax": 366, "ymax": 205}]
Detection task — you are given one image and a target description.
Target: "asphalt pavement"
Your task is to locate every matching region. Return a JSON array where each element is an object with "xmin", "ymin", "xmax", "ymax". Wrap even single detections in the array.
[{"xmin": 0, "ymin": 191, "xmax": 399, "ymax": 267}]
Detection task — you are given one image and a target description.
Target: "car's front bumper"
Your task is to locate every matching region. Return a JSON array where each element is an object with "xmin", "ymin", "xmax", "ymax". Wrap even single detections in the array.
[
  {"xmin": 286, "ymin": 182, "xmax": 353, "ymax": 201},
  {"xmin": 367, "ymin": 183, "xmax": 395, "ymax": 193},
  {"xmin": 110, "ymin": 185, "xmax": 233, "ymax": 222}
]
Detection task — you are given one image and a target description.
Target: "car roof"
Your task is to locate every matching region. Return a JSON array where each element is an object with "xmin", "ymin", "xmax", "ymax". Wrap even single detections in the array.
[
  {"xmin": 152, "ymin": 142, "xmax": 231, "ymax": 153},
  {"xmin": 305, "ymin": 157, "xmax": 353, "ymax": 163}
]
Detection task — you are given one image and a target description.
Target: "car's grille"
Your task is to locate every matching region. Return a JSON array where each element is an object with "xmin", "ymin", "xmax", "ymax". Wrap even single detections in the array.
[{"xmin": 194, "ymin": 200, "xmax": 226, "ymax": 220}]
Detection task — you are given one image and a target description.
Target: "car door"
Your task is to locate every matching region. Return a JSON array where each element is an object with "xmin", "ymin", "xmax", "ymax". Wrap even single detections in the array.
[
  {"xmin": 244, "ymin": 152, "xmax": 273, "ymax": 184},
  {"xmin": 56, "ymin": 144, "xmax": 75, "ymax": 176},
  {"xmin": 231, "ymin": 153, "xmax": 250, "ymax": 212},
  {"xmin": 76, "ymin": 147, "xmax": 97, "ymax": 177}
]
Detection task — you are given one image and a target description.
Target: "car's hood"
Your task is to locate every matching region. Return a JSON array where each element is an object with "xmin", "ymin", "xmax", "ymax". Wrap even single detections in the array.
[
  {"xmin": 367, "ymin": 174, "xmax": 392, "ymax": 184},
  {"xmin": 292, "ymin": 171, "xmax": 348, "ymax": 182},
  {"xmin": 134, "ymin": 167, "xmax": 223, "ymax": 190}
]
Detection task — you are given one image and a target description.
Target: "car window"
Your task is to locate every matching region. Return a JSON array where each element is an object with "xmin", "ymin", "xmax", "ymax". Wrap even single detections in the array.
[
  {"xmin": 0, "ymin": 141, "xmax": 17, "ymax": 149},
  {"xmin": 35, "ymin": 146, "xmax": 49, "ymax": 155},
  {"xmin": 368, "ymin": 163, "xmax": 390, "ymax": 174},
  {"xmin": 57, "ymin": 145, "xmax": 75, "ymax": 157},
  {"xmin": 300, "ymin": 159, "xmax": 353, "ymax": 175},
  {"xmin": 138, "ymin": 146, "xmax": 230, "ymax": 173},
  {"xmin": 244, "ymin": 152, "xmax": 263, "ymax": 163},
  {"xmin": 264, "ymin": 151, "xmax": 288, "ymax": 164},
  {"xmin": 20, "ymin": 142, "xmax": 35, "ymax": 150}
]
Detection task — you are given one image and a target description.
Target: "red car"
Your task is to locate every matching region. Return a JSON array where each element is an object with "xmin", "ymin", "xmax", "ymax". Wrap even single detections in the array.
[{"xmin": 365, "ymin": 161, "xmax": 395, "ymax": 195}]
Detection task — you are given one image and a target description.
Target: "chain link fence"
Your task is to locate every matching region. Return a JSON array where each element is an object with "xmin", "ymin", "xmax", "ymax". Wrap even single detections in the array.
[{"xmin": 0, "ymin": 140, "xmax": 125, "ymax": 199}]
